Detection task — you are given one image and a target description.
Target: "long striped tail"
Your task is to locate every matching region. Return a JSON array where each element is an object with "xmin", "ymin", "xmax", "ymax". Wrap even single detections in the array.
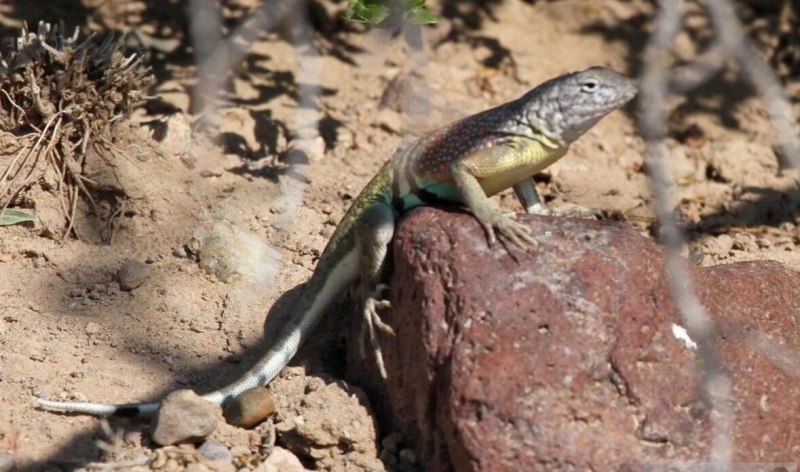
[{"xmin": 35, "ymin": 247, "xmax": 360, "ymax": 417}]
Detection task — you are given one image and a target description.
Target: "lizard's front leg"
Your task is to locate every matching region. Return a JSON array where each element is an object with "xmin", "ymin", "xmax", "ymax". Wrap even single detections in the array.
[
  {"xmin": 451, "ymin": 150, "xmax": 539, "ymax": 249},
  {"xmin": 354, "ymin": 202, "xmax": 396, "ymax": 379}
]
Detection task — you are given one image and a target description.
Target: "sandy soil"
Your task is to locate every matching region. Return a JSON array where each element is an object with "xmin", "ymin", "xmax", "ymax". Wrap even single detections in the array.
[{"xmin": 2, "ymin": 0, "xmax": 800, "ymax": 469}]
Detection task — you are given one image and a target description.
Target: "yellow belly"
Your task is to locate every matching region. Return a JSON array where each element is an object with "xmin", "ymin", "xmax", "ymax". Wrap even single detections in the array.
[{"xmin": 478, "ymin": 146, "xmax": 567, "ymax": 197}]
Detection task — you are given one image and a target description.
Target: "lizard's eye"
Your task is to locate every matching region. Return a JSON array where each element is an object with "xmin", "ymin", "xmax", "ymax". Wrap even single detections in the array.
[{"xmin": 581, "ymin": 79, "xmax": 599, "ymax": 92}]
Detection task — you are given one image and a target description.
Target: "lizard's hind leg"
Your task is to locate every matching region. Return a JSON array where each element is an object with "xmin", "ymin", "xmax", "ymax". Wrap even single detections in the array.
[
  {"xmin": 354, "ymin": 202, "xmax": 396, "ymax": 379},
  {"xmin": 512, "ymin": 178, "xmax": 601, "ymax": 218},
  {"xmin": 513, "ymin": 178, "xmax": 550, "ymax": 215}
]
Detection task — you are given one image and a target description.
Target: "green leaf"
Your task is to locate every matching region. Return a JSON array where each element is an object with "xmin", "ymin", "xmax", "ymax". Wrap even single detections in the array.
[
  {"xmin": 0, "ymin": 209, "xmax": 38, "ymax": 226},
  {"xmin": 345, "ymin": 0, "xmax": 390, "ymax": 25},
  {"xmin": 409, "ymin": 5, "xmax": 439, "ymax": 25},
  {"xmin": 344, "ymin": 0, "xmax": 439, "ymax": 26}
]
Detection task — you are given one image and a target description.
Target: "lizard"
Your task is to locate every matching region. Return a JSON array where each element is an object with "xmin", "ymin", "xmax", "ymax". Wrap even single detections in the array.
[{"xmin": 35, "ymin": 66, "xmax": 637, "ymax": 417}]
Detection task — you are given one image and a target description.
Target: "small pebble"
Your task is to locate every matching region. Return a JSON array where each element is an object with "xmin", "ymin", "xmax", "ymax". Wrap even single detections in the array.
[
  {"xmin": 150, "ymin": 390, "xmax": 221, "ymax": 446},
  {"xmin": 123, "ymin": 430, "xmax": 142, "ymax": 446},
  {"xmin": 295, "ymin": 136, "xmax": 326, "ymax": 161},
  {"xmin": 173, "ymin": 246, "xmax": 188, "ymax": 258},
  {"xmin": 379, "ymin": 449, "xmax": 397, "ymax": 467},
  {"xmin": 304, "ymin": 378, "xmax": 324, "ymax": 394},
  {"xmin": 118, "ymin": 260, "xmax": 150, "ymax": 291},
  {"xmin": 198, "ymin": 438, "xmax": 232, "ymax": 462},
  {"xmin": 229, "ymin": 445, "xmax": 250, "ymax": 457},
  {"xmin": 0, "ymin": 254, "xmax": 12, "ymax": 263},
  {"xmin": 399, "ymin": 448, "xmax": 417, "ymax": 465},
  {"xmin": 163, "ymin": 459, "xmax": 180, "ymax": 472},
  {"xmin": 375, "ymin": 108, "xmax": 403, "ymax": 134},
  {"xmin": 184, "ymin": 463, "xmax": 210, "ymax": 472},
  {"xmin": 0, "ymin": 452, "xmax": 15, "ymax": 472},
  {"xmin": 381, "ymin": 432, "xmax": 403, "ymax": 454},
  {"xmin": 150, "ymin": 450, "xmax": 168, "ymax": 469},
  {"xmin": 29, "ymin": 351, "xmax": 46, "ymax": 362},
  {"xmin": 260, "ymin": 447, "xmax": 306, "ymax": 472},
  {"xmin": 223, "ymin": 387, "xmax": 275, "ymax": 428},
  {"xmin": 84, "ymin": 322, "xmax": 100, "ymax": 336}
]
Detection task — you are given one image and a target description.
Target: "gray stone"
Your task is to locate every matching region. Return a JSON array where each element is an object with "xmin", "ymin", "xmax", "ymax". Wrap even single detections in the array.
[
  {"xmin": 198, "ymin": 438, "xmax": 233, "ymax": 462},
  {"xmin": 0, "ymin": 452, "xmax": 15, "ymax": 472},
  {"xmin": 118, "ymin": 260, "xmax": 149, "ymax": 291}
]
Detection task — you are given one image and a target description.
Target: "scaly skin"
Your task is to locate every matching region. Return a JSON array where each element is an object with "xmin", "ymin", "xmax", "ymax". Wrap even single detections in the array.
[{"xmin": 35, "ymin": 66, "xmax": 637, "ymax": 416}]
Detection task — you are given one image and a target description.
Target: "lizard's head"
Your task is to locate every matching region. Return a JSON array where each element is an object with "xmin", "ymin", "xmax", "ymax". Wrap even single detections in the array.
[{"xmin": 523, "ymin": 66, "xmax": 637, "ymax": 145}]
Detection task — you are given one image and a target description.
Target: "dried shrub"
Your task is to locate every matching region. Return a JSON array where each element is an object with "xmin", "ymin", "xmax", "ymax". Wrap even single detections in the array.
[{"xmin": 0, "ymin": 21, "xmax": 154, "ymax": 238}]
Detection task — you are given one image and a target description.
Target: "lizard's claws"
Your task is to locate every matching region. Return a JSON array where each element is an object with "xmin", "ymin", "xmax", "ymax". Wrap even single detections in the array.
[
  {"xmin": 359, "ymin": 285, "xmax": 394, "ymax": 379},
  {"xmin": 496, "ymin": 216, "xmax": 538, "ymax": 249},
  {"xmin": 479, "ymin": 213, "xmax": 538, "ymax": 249},
  {"xmin": 549, "ymin": 204, "xmax": 602, "ymax": 219}
]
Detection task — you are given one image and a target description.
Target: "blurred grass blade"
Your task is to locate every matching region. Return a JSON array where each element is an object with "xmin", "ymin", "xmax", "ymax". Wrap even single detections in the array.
[
  {"xmin": 408, "ymin": 0, "xmax": 438, "ymax": 24},
  {"xmin": 345, "ymin": 0, "xmax": 390, "ymax": 24},
  {"xmin": 345, "ymin": 0, "xmax": 438, "ymax": 26},
  {"xmin": 0, "ymin": 209, "xmax": 38, "ymax": 226}
]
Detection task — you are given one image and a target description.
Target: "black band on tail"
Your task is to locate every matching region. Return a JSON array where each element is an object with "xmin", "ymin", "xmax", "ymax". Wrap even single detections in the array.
[{"xmin": 114, "ymin": 406, "xmax": 143, "ymax": 417}]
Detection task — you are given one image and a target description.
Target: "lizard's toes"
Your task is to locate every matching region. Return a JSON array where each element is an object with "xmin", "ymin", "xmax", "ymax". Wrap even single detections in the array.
[
  {"xmin": 374, "ymin": 283, "xmax": 391, "ymax": 295},
  {"xmin": 496, "ymin": 217, "xmax": 538, "ymax": 249},
  {"xmin": 525, "ymin": 203, "xmax": 553, "ymax": 216},
  {"xmin": 480, "ymin": 221, "xmax": 498, "ymax": 247},
  {"xmin": 361, "ymin": 299, "xmax": 391, "ymax": 379},
  {"xmin": 551, "ymin": 204, "xmax": 602, "ymax": 219},
  {"xmin": 376, "ymin": 300, "xmax": 392, "ymax": 310},
  {"xmin": 364, "ymin": 297, "xmax": 394, "ymax": 336}
]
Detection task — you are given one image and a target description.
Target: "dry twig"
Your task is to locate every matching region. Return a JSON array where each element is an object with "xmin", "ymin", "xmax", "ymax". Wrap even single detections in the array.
[{"xmin": 641, "ymin": 0, "xmax": 800, "ymax": 466}]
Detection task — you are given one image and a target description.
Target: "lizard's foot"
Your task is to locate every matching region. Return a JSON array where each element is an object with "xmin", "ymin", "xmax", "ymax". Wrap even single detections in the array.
[
  {"xmin": 513, "ymin": 203, "xmax": 601, "ymax": 218},
  {"xmin": 504, "ymin": 203, "xmax": 551, "ymax": 218},
  {"xmin": 525, "ymin": 203, "xmax": 553, "ymax": 216},
  {"xmin": 548, "ymin": 204, "xmax": 602, "ymax": 218},
  {"xmin": 359, "ymin": 284, "xmax": 393, "ymax": 379},
  {"xmin": 479, "ymin": 212, "xmax": 538, "ymax": 249}
]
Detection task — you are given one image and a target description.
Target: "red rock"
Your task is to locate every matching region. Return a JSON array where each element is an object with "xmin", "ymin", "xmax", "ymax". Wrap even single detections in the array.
[{"xmin": 358, "ymin": 207, "xmax": 800, "ymax": 471}]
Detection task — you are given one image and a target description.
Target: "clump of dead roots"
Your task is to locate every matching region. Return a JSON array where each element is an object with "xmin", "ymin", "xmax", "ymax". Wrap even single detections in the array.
[{"xmin": 0, "ymin": 21, "xmax": 153, "ymax": 238}]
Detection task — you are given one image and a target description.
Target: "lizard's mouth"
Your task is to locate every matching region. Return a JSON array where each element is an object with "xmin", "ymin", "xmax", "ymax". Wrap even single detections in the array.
[{"xmin": 621, "ymin": 83, "xmax": 639, "ymax": 104}]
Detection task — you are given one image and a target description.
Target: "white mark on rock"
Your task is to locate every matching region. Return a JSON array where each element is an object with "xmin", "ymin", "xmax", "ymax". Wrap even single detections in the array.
[{"xmin": 671, "ymin": 323, "xmax": 697, "ymax": 350}]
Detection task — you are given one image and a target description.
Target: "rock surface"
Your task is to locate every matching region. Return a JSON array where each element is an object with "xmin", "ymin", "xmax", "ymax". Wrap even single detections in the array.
[
  {"xmin": 363, "ymin": 207, "xmax": 800, "ymax": 471},
  {"xmin": 151, "ymin": 390, "xmax": 223, "ymax": 446}
]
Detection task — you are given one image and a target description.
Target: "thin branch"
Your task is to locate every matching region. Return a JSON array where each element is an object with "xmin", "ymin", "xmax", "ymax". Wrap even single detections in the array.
[
  {"xmin": 702, "ymin": 0, "xmax": 800, "ymax": 168},
  {"xmin": 669, "ymin": 41, "xmax": 727, "ymax": 93},
  {"xmin": 192, "ymin": 0, "xmax": 296, "ymax": 123},
  {"xmin": 640, "ymin": 0, "xmax": 733, "ymax": 468}
]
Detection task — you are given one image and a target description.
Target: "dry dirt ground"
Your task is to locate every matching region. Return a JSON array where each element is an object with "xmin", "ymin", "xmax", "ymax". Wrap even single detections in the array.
[{"xmin": 3, "ymin": 0, "xmax": 800, "ymax": 469}]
